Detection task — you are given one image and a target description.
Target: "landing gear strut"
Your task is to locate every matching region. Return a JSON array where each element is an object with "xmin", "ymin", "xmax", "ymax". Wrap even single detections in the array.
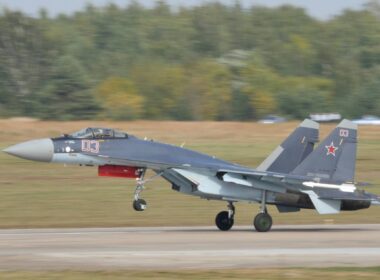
[
  {"xmin": 215, "ymin": 202, "xmax": 235, "ymax": 231},
  {"xmin": 253, "ymin": 190, "xmax": 272, "ymax": 232},
  {"xmin": 133, "ymin": 169, "xmax": 147, "ymax": 212},
  {"xmin": 132, "ymin": 169, "xmax": 164, "ymax": 212}
]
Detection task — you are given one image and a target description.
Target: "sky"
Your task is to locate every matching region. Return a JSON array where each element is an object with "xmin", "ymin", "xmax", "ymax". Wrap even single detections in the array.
[{"xmin": 0, "ymin": 0, "xmax": 369, "ymax": 20}]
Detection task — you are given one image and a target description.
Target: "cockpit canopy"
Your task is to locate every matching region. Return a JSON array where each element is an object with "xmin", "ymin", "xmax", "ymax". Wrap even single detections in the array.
[{"xmin": 69, "ymin": 128, "xmax": 128, "ymax": 139}]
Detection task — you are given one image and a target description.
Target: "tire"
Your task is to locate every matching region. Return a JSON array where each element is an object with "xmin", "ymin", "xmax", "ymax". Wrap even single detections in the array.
[
  {"xmin": 253, "ymin": 212, "xmax": 272, "ymax": 232},
  {"xmin": 215, "ymin": 211, "xmax": 234, "ymax": 231},
  {"xmin": 133, "ymin": 199, "xmax": 147, "ymax": 211}
]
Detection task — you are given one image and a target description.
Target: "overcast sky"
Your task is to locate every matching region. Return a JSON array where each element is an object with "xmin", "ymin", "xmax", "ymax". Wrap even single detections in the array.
[{"xmin": 0, "ymin": 0, "xmax": 368, "ymax": 20}]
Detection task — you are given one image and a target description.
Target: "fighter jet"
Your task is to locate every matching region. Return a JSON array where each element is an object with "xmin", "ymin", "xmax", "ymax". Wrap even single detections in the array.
[{"xmin": 3, "ymin": 119, "xmax": 379, "ymax": 232}]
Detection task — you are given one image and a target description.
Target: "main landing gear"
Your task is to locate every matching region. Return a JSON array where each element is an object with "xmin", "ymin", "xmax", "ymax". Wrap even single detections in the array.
[
  {"xmin": 253, "ymin": 190, "xmax": 272, "ymax": 232},
  {"xmin": 215, "ymin": 202, "xmax": 235, "ymax": 231},
  {"xmin": 253, "ymin": 212, "xmax": 272, "ymax": 232},
  {"xmin": 215, "ymin": 191, "xmax": 273, "ymax": 232}
]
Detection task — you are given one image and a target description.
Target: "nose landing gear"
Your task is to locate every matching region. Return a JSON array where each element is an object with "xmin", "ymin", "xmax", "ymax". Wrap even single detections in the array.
[
  {"xmin": 133, "ymin": 198, "xmax": 147, "ymax": 211},
  {"xmin": 132, "ymin": 169, "xmax": 147, "ymax": 211},
  {"xmin": 132, "ymin": 169, "xmax": 163, "ymax": 212}
]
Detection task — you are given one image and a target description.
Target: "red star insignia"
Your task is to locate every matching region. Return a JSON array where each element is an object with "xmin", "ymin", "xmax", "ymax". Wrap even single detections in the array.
[{"xmin": 325, "ymin": 141, "xmax": 338, "ymax": 156}]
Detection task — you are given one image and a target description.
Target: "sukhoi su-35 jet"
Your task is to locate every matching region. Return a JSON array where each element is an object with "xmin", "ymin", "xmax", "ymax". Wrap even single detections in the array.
[{"xmin": 3, "ymin": 119, "xmax": 380, "ymax": 232}]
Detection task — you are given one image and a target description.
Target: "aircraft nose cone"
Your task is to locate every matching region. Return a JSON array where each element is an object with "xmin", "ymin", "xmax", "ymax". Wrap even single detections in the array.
[{"xmin": 3, "ymin": 138, "xmax": 54, "ymax": 162}]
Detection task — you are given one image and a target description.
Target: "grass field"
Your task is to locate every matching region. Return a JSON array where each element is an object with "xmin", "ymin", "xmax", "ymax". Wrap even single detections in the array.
[
  {"xmin": 1, "ymin": 267, "xmax": 380, "ymax": 280},
  {"xmin": 0, "ymin": 119, "xmax": 379, "ymax": 228}
]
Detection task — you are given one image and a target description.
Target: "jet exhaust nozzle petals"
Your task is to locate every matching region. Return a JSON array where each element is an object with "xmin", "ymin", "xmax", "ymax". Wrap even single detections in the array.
[{"xmin": 3, "ymin": 138, "xmax": 54, "ymax": 162}]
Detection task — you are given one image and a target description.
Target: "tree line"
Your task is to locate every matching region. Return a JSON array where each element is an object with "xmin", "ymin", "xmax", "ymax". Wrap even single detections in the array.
[{"xmin": 1, "ymin": 1, "xmax": 380, "ymax": 120}]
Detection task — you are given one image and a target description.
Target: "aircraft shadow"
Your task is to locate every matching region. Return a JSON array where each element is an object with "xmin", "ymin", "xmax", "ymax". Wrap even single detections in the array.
[{"xmin": 167, "ymin": 227, "xmax": 375, "ymax": 233}]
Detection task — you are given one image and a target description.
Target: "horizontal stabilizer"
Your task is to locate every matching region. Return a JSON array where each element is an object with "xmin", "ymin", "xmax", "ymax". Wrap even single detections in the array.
[
  {"xmin": 372, "ymin": 199, "xmax": 380, "ymax": 206},
  {"xmin": 313, "ymin": 189, "xmax": 376, "ymax": 201},
  {"xmin": 370, "ymin": 195, "xmax": 380, "ymax": 206},
  {"xmin": 356, "ymin": 182, "xmax": 372, "ymax": 187},
  {"xmin": 302, "ymin": 190, "xmax": 341, "ymax": 214}
]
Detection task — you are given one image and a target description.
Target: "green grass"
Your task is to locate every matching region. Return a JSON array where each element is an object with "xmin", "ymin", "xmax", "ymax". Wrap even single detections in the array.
[
  {"xmin": 0, "ymin": 120, "xmax": 379, "ymax": 228},
  {"xmin": 1, "ymin": 267, "xmax": 380, "ymax": 280}
]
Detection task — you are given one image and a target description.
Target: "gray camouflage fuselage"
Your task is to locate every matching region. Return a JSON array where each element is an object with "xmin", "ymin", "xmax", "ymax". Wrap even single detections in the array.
[{"xmin": 3, "ymin": 120, "xmax": 380, "ymax": 219}]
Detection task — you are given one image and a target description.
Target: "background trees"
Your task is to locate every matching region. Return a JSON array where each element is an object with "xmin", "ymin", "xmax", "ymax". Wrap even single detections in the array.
[{"xmin": 0, "ymin": 1, "xmax": 379, "ymax": 120}]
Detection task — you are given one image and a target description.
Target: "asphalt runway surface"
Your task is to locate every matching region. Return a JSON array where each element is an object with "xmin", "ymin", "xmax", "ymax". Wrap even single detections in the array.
[{"xmin": 0, "ymin": 224, "xmax": 379, "ymax": 270}]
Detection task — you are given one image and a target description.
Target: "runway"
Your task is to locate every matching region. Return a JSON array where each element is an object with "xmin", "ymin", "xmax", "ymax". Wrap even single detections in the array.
[{"xmin": 0, "ymin": 224, "xmax": 379, "ymax": 270}]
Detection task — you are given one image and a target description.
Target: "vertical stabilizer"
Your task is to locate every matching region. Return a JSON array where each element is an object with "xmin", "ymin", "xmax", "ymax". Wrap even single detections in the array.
[
  {"xmin": 257, "ymin": 119, "xmax": 319, "ymax": 173},
  {"xmin": 291, "ymin": 119, "xmax": 357, "ymax": 183}
]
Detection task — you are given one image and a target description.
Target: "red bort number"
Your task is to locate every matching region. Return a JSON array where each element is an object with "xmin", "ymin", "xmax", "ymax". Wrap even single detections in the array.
[{"xmin": 81, "ymin": 140, "xmax": 100, "ymax": 153}]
